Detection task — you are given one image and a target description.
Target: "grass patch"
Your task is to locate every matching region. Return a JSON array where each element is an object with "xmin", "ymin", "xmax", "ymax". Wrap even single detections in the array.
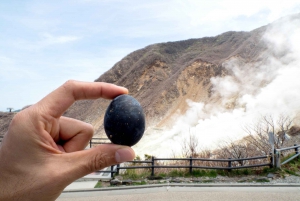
[
  {"xmin": 283, "ymin": 168, "xmax": 299, "ymax": 176},
  {"xmin": 190, "ymin": 169, "xmax": 207, "ymax": 177},
  {"xmin": 207, "ymin": 170, "xmax": 218, "ymax": 178},
  {"xmin": 121, "ymin": 169, "xmax": 149, "ymax": 180},
  {"xmin": 255, "ymin": 178, "xmax": 270, "ymax": 182},
  {"xmin": 168, "ymin": 169, "xmax": 186, "ymax": 177},
  {"xmin": 94, "ymin": 181, "xmax": 102, "ymax": 188},
  {"xmin": 132, "ymin": 181, "xmax": 147, "ymax": 185},
  {"xmin": 216, "ymin": 169, "xmax": 254, "ymax": 177},
  {"xmin": 281, "ymin": 153, "xmax": 300, "ymax": 176}
]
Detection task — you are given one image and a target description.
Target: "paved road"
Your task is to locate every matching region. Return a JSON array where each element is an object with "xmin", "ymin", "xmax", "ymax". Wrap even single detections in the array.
[{"xmin": 57, "ymin": 186, "xmax": 300, "ymax": 201}]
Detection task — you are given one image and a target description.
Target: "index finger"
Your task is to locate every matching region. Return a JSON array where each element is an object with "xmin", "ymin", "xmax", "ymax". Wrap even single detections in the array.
[{"xmin": 37, "ymin": 80, "xmax": 128, "ymax": 118}]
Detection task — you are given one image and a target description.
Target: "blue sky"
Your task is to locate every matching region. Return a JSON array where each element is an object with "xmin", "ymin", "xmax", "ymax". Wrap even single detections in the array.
[{"xmin": 1, "ymin": 0, "xmax": 300, "ymax": 112}]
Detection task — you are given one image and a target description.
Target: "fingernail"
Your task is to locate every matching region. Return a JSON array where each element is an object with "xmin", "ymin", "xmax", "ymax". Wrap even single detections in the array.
[{"xmin": 115, "ymin": 147, "xmax": 135, "ymax": 163}]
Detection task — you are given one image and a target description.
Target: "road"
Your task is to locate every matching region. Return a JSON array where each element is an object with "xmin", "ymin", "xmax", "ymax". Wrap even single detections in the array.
[{"xmin": 57, "ymin": 186, "xmax": 300, "ymax": 201}]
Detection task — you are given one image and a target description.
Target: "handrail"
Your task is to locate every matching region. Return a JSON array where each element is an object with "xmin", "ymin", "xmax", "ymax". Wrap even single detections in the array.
[
  {"xmin": 275, "ymin": 144, "xmax": 299, "ymax": 168},
  {"xmin": 276, "ymin": 144, "xmax": 300, "ymax": 151}
]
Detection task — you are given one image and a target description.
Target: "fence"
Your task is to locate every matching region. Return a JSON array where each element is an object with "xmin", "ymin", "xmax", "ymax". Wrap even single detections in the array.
[
  {"xmin": 98, "ymin": 144, "xmax": 299, "ymax": 178},
  {"xmin": 116, "ymin": 155, "xmax": 271, "ymax": 176},
  {"xmin": 275, "ymin": 144, "xmax": 300, "ymax": 168},
  {"xmin": 1, "ymin": 136, "xmax": 299, "ymax": 177},
  {"xmin": 89, "ymin": 137, "xmax": 111, "ymax": 147}
]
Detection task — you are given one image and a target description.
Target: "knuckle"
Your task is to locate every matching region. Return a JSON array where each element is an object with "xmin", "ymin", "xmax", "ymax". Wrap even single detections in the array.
[
  {"xmin": 63, "ymin": 80, "xmax": 76, "ymax": 90},
  {"xmin": 84, "ymin": 123, "xmax": 94, "ymax": 138}
]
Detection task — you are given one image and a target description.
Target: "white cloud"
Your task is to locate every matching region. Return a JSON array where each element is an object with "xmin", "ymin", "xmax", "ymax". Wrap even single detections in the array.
[
  {"xmin": 10, "ymin": 33, "xmax": 81, "ymax": 51},
  {"xmin": 41, "ymin": 33, "xmax": 80, "ymax": 45}
]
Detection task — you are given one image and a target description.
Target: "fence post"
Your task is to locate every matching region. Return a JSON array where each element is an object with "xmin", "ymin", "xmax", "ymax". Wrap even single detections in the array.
[
  {"xmin": 111, "ymin": 165, "xmax": 114, "ymax": 178},
  {"xmin": 116, "ymin": 164, "xmax": 120, "ymax": 175},
  {"xmin": 295, "ymin": 144, "xmax": 299, "ymax": 160},
  {"xmin": 189, "ymin": 156, "xmax": 193, "ymax": 174},
  {"xmin": 89, "ymin": 139, "xmax": 92, "ymax": 148},
  {"xmin": 269, "ymin": 152, "xmax": 273, "ymax": 168},
  {"xmin": 228, "ymin": 158, "xmax": 232, "ymax": 172},
  {"xmin": 151, "ymin": 156, "xmax": 155, "ymax": 176},
  {"xmin": 275, "ymin": 150, "xmax": 281, "ymax": 168}
]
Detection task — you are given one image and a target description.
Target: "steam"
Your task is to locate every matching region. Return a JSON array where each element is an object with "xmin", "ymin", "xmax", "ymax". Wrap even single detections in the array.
[{"xmin": 134, "ymin": 15, "xmax": 300, "ymax": 158}]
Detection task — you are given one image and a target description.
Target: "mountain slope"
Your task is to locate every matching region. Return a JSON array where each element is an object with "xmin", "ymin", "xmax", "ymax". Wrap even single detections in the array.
[{"xmin": 64, "ymin": 26, "xmax": 268, "ymax": 136}]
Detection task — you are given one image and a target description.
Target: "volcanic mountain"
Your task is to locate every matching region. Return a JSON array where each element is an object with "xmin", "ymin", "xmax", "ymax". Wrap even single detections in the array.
[
  {"xmin": 1, "ymin": 13, "xmax": 300, "ymax": 143},
  {"xmin": 63, "ymin": 22, "xmax": 269, "ymax": 136}
]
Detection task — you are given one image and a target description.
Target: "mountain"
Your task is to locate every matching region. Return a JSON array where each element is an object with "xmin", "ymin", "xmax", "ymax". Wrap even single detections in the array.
[
  {"xmin": 63, "ymin": 25, "xmax": 268, "ymax": 136},
  {"xmin": 2, "ymin": 13, "xmax": 300, "ymax": 143},
  {"xmin": 0, "ymin": 112, "xmax": 14, "ymax": 136}
]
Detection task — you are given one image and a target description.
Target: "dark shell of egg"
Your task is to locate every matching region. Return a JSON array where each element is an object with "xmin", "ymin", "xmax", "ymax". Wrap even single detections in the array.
[{"xmin": 104, "ymin": 94, "xmax": 145, "ymax": 146}]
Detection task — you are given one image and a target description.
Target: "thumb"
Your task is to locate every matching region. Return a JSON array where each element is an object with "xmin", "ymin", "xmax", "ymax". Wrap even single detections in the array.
[{"xmin": 61, "ymin": 144, "xmax": 135, "ymax": 181}]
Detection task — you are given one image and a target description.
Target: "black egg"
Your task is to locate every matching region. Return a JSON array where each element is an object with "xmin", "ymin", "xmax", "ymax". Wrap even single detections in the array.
[{"xmin": 104, "ymin": 94, "xmax": 145, "ymax": 146}]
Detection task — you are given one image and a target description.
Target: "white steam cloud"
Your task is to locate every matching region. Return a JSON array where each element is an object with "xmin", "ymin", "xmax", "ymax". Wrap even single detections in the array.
[{"xmin": 134, "ymin": 15, "xmax": 300, "ymax": 158}]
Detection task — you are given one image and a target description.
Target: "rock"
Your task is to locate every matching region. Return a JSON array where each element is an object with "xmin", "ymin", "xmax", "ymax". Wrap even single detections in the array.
[
  {"xmin": 171, "ymin": 178, "xmax": 181, "ymax": 183},
  {"xmin": 147, "ymin": 176, "xmax": 163, "ymax": 180},
  {"xmin": 110, "ymin": 178, "xmax": 122, "ymax": 186},
  {"xmin": 114, "ymin": 176, "xmax": 123, "ymax": 180},
  {"xmin": 267, "ymin": 173, "xmax": 275, "ymax": 179},
  {"xmin": 122, "ymin": 179, "xmax": 132, "ymax": 185},
  {"xmin": 254, "ymin": 177, "xmax": 270, "ymax": 183},
  {"xmin": 202, "ymin": 179, "xmax": 214, "ymax": 183},
  {"xmin": 237, "ymin": 179, "xmax": 249, "ymax": 183}
]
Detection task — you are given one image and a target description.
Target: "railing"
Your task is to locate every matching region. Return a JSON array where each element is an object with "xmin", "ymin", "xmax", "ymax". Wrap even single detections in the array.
[
  {"xmin": 2, "ymin": 136, "xmax": 299, "ymax": 176},
  {"xmin": 103, "ymin": 155, "xmax": 272, "ymax": 177},
  {"xmin": 89, "ymin": 137, "xmax": 111, "ymax": 147},
  {"xmin": 97, "ymin": 144, "xmax": 300, "ymax": 178},
  {"xmin": 275, "ymin": 144, "xmax": 300, "ymax": 168}
]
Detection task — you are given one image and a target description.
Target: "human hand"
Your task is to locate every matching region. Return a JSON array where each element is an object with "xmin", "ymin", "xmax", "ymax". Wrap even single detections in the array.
[{"xmin": 0, "ymin": 80, "xmax": 135, "ymax": 201}]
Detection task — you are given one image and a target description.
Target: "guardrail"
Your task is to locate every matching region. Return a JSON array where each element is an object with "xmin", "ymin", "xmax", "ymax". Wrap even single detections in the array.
[{"xmin": 275, "ymin": 144, "xmax": 300, "ymax": 168}]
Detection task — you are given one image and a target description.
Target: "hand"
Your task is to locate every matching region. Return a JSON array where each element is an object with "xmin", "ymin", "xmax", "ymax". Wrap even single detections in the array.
[{"xmin": 0, "ymin": 80, "xmax": 135, "ymax": 201}]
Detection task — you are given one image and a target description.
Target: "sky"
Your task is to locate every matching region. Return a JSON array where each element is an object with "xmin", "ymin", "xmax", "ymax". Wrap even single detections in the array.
[{"xmin": 1, "ymin": 0, "xmax": 300, "ymax": 112}]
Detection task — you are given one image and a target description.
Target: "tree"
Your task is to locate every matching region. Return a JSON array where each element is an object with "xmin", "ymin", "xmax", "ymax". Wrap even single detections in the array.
[
  {"xmin": 181, "ymin": 127, "xmax": 199, "ymax": 158},
  {"xmin": 220, "ymin": 139, "xmax": 249, "ymax": 166},
  {"xmin": 243, "ymin": 114, "xmax": 293, "ymax": 155},
  {"xmin": 7, "ymin": 108, "xmax": 13, "ymax": 112}
]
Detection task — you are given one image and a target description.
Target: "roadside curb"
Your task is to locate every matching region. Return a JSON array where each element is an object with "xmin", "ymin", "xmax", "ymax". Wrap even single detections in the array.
[{"xmin": 62, "ymin": 183, "xmax": 300, "ymax": 193}]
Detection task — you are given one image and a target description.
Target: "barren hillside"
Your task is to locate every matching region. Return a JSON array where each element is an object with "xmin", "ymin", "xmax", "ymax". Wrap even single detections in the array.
[
  {"xmin": 2, "ymin": 13, "xmax": 300, "ymax": 140},
  {"xmin": 63, "ymin": 25, "xmax": 268, "ymax": 136}
]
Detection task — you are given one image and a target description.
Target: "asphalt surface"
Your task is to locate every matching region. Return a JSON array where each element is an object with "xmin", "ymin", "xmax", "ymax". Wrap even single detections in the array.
[{"xmin": 57, "ymin": 185, "xmax": 300, "ymax": 201}]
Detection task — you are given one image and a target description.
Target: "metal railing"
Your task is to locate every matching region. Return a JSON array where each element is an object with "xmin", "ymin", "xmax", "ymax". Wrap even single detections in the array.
[
  {"xmin": 89, "ymin": 137, "xmax": 111, "ymax": 147},
  {"xmin": 275, "ymin": 144, "xmax": 300, "ymax": 168}
]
